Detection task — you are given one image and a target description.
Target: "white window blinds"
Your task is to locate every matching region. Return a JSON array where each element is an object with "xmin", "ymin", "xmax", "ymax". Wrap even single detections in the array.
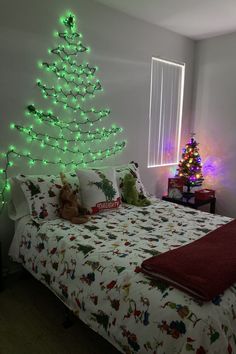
[{"xmin": 148, "ymin": 57, "xmax": 185, "ymax": 167}]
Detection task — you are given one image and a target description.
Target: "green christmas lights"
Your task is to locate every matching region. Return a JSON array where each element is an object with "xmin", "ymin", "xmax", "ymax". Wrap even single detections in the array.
[
  {"xmin": 26, "ymin": 104, "xmax": 111, "ymax": 125},
  {"xmin": 40, "ymin": 62, "xmax": 97, "ymax": 83},
  {"xmin": 37, "ymin": 79, "xmax": 102, "ymax": 100},
  {"xmin": 0, "ymin": 11, "xmax": 126, "ymax": 212},
  {"xmin": 12, "ymin": 123, "xmax": 123, "ymax": 145}
]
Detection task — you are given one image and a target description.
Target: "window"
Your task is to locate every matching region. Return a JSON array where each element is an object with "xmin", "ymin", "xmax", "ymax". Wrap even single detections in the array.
[{"xmin": 148, "ymin": 57, "xmax": 185, "ymax": 167}]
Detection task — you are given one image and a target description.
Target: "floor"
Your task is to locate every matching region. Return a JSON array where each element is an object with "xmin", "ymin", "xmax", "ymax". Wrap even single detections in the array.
[{"xmin": 0, "ymin": 272, "xmax": 120, "ymax": 354}]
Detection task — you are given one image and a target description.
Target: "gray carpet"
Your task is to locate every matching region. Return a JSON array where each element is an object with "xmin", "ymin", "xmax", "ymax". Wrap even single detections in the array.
[{"xmin": 0, "ymin": 272, "xmax": 120, "ymax": 354}]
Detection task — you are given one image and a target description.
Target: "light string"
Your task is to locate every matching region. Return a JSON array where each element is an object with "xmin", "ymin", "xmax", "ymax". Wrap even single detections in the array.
[
  {"xmin": 0, "ymin": 151, "xmax": 11, "ymax": 212},
  {"xmin": 51, "ymin": 43, "xmax": 88, "ymax": 57},
  {"xmin": 0, "ymin": 11, "xmax": 126, "ymax": 212},
  {"xmin": 37, "ymin": 80, "xmax": 102, "ymax": 100},
  {"xmin": 12, "ymin": 123, "xmax": 123, "ymax": 144},
  {"xmin": 58, "ymin": 31, "xmax": 81, "ymax": 42},
  {"xmin": 26, "ymin": 105, "xmax": 110, "ymax": 125},
  {"xmin": 40, "ymin": 61, "xmax": 97, "ymax": 83}
]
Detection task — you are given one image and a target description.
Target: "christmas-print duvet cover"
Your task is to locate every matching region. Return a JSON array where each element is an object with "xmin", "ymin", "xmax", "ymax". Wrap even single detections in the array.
[{"xmin": 9, "ymin": 198, "xmax": 236, "ymax": 354}]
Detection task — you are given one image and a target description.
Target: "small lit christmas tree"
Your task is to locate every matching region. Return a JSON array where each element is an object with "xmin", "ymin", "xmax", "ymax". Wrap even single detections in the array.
[
  {"xmin": 0, "ymin": 11, "xmax": 126, "ymax": 212},
  {"xmin": 176, "ymin": 134, "xmax": 204, "ymax": 193}
]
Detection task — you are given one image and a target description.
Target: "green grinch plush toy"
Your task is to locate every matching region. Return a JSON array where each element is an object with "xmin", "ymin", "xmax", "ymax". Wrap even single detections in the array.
[{"xmin": 122, "ymin": 173, "xmax": 151, "ymax": 207}]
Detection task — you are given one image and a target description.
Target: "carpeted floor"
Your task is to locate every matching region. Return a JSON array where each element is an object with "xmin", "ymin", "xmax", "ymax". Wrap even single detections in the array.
[{"xmin": 0, "ymin": 272, "xmax": 120, "ymax": 354}]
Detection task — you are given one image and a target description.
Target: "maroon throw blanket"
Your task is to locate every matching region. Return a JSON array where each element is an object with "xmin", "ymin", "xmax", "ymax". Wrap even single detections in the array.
[{"xmin": 141, "ymin": 219, "xmax": 236, "ymax": 301}]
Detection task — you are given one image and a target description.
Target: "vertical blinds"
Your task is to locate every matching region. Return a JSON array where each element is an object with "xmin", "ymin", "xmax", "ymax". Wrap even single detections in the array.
[{"xmin": 148, "ymin": 57, "xmax": 185, "ymax": 167}]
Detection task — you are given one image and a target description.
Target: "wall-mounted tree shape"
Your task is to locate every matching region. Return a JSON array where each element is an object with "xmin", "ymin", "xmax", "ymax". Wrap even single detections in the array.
[{"xmin": 0, "ymin": 11, "xmax": 126, "ymax": 212}]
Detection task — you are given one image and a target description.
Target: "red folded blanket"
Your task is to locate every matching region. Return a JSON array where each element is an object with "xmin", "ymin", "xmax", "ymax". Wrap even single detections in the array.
[{"xmin": 141, "ymin": 219, "xmax": 236, "ymax": 301}]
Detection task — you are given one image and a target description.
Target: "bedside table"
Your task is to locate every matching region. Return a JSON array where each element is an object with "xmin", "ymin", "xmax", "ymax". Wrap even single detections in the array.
[{"xmin": 162, "ymin": 195, "xmax": 216, "ymax": 214}]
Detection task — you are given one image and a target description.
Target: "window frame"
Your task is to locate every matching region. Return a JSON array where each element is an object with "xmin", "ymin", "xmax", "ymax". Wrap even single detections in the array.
[{"xmin": 147, "ymin": 56, "xmax": 185, "ymax": 168}]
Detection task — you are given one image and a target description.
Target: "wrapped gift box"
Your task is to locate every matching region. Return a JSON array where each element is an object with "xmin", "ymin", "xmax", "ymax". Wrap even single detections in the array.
[
  {"xmin": 195, "ymin": 189, "xmax": 215, "ymax": 200},
  {"xmin": 168, "ymin": 177, "xmax": 184, "ymax": 199}
]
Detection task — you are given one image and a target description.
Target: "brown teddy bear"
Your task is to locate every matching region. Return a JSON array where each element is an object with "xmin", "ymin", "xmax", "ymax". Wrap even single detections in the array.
[{"xmin": 59, "ymin": 172, "xmax": 89, "ymax": 224}]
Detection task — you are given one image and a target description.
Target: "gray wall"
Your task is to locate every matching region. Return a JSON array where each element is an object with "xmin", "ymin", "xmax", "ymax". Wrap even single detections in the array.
[
  {"xmin": 0, "ymin": 0, "xmax": 194, "ymax": 268},
  {"xmin": 193, "ymin": 33, "xmax": 236, "ymax": 218}
]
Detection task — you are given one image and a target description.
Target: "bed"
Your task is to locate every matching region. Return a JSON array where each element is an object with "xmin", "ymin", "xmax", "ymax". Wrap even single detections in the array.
[{"xmin": 9, "ymin": 196, "xmax": 236, "ymax": 354}]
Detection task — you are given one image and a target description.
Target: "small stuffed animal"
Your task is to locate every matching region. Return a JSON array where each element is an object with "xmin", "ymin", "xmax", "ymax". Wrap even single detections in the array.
[
  {"xmin": 59, "ymin": 173, "xmax": 89, "ymax": 224},
  {"xmin": 122, "ymin": 173, "xmax": 151, "ymax": 207}
]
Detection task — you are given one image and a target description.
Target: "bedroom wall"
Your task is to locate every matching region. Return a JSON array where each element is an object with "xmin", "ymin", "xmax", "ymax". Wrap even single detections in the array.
[
  {"xmin": 0, "ymin": 0, "xmax": 194, "ymax": 268},
  {"xmin": 192, "ymin": 33, "xmax": 236, "ymax": 218}
]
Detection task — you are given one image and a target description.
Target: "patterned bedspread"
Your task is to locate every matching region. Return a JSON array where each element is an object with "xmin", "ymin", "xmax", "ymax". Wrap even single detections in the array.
[{"xmin": 9, "ymin": 198, "xmax": 236, "ymax": 354}]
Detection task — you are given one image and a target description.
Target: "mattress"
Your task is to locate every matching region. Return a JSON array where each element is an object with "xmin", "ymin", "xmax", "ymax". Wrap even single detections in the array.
[{"xmin": 9, "ymin": 198, "xmax": 236, "ymax": 354}]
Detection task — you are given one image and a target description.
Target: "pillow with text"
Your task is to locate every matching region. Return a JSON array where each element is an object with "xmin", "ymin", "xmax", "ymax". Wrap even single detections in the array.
[{"xmin": 77, "ymin": 168, "xmax": 121, "ymax": 214}]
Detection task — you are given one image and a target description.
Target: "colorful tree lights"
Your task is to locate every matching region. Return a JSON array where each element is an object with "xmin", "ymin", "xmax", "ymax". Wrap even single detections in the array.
[
  {"xmin": 176, "ymin": 135, "xmax": 204, "ymax": 192},
  {"xmin": 0, "ymin": 11, "xmax": 126, "ymax": 211}
]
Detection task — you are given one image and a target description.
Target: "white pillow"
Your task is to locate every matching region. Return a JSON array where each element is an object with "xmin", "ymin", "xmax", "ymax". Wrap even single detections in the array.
[
  {"xmin": 77, "ymin": 168, "xmax": 121, "ymax": 214},
  {"xmin": 115, "ymin": 162, "xmax": 148, "ymax": 202},
  {"xmin": 8, "ymin": 177, "xmax": 30, "ymax": 220},
  {"xmin": 8, "ymin": 172, "xmax": 79, "ymax": 222},
  {"xmin": 79, "ymin": 161, "xmax": 148, "ymax": 200}
]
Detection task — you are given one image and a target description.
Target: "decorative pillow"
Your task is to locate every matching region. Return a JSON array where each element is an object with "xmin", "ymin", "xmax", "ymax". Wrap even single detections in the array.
[
  {"xmin": 115, "ymin": 161, "xmax": 148, "ymax": 202},
  {"xmin": 8, "ymin": 177, "xmax": 30, "ymax": 220},
  {"xmin": 77, "ymin": 168, "xmax": 121, "ymax": 214},
  {"xmin": 16, "ymin": 172, "xmax": 79, "ymax": 222}
]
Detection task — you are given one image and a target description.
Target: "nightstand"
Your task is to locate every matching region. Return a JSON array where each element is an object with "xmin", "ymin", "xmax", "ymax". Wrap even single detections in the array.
[{"xmin": 162, "ymin": 195, "xmax": 216, "ymax": 214}]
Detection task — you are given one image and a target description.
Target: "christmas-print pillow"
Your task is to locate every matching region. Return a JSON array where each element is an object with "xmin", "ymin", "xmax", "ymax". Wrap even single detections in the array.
[
  {"xmin": 77, "ymin": 168, "xmax": 121, "ymax": 214},
  {"xmin": 116, "ymin": 161, "xmax": 148, "ymax": 202},
  {"xmin": 17, "ymin": 173, "xmax": 79, "ymax": 222}
]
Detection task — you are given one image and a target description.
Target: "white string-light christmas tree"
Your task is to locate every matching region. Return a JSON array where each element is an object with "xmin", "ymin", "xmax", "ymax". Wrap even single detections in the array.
[{"xmin": 0, "ymin": 11, "xmax": 126, "ymax": 212}]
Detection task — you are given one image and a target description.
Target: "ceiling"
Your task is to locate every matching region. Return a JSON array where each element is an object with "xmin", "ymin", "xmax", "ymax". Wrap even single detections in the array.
[{"xmin": 95, "ymin": 0, "xmax": 236, "ymax": 40}]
